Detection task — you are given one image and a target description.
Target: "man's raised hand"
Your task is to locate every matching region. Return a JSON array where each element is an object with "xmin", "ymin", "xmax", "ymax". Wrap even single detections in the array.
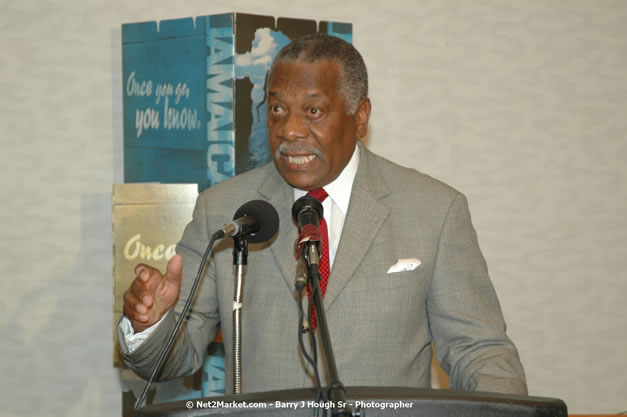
[{"xmin": 123, "ymin": 254, "xmax": 183, "ymax": 333}]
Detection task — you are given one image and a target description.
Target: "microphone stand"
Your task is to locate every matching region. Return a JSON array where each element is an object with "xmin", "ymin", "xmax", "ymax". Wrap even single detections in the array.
[
  {"xmin": 232, "ymin": 236, "xmax": 248, "ymax": 395},
  {"xmin": 302, "ymin": 242, "xmax": 352, "ymax": 417}
]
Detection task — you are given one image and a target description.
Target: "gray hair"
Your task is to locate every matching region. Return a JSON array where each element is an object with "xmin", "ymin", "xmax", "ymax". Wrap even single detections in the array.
[{"xmin": 268, "ymin": 33, "xmax": 368, "ymax": 114}]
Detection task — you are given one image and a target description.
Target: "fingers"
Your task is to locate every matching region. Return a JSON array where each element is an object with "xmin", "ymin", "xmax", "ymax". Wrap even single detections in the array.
[
  {"xmin": 133, "ymin": 264, "xmax": 164, "ymax": 292},
  {"xmin": 124, "ymin": 263, "xmax": 166, "ymax": 332},
  {"xmin": 123, "ymin": 289, "xmax": 149, "ymax": 324},
  {"xmin": 134, "ymin": 264, "xmax": 153, "ymax": 283},
  {"xmin": 164, "ymin": 254, "xmax": 183, "ymax": 283},
  {"xmin": 124, "ymin": 257, "xmax": 183, "ymax": 333}
]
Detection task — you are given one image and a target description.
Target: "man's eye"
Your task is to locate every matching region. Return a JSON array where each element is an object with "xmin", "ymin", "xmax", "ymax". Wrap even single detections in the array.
[
  {"xmin": 270, "ymin": 104, "xmax": 284, "ymax": 114},
  {"xmin": 309, "ymin": 108, "xmax": 321, "ymax": 117}
]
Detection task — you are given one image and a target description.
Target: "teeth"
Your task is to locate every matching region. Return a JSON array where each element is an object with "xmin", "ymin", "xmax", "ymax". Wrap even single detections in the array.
[{"xmin": 287, "ymin": 155, "xmax": 316, "ymax": 165}]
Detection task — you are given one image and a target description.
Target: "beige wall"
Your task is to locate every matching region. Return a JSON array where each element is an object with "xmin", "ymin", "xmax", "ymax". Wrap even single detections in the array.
[{"xmin": 1, "ymin": 0, "xmax": 626, "ymax": 415}]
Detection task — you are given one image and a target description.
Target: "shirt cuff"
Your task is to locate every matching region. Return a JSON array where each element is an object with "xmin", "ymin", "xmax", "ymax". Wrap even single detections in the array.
[{"xmin": 118, "ymin": 311, "xmax": 169, "ymax": 354}]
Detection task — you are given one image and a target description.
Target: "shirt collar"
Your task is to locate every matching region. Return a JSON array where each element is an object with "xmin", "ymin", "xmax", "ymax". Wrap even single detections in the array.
[{"xmin": 293, "ymin": 144, "xmax": 361, "ymax": 215}]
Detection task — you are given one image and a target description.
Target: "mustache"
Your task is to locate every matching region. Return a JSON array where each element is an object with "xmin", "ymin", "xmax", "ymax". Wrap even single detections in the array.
[{"xmin": 275, "ymin": 143, "xmax": 324, "ymax": 159}]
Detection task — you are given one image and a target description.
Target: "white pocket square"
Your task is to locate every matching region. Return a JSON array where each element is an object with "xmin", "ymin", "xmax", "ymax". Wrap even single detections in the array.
[{"xmin": 387, "ymin": 258, "xmax": 421, "ymax": 273}]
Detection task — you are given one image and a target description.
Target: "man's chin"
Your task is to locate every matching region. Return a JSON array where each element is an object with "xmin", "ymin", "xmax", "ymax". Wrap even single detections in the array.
[
  {"xmin": 280, "ymin": 172, "xmax": 321, "ymax": 191},
  {"xmin": 287, "ymin": 178, "xmax": 320, "ymax": 192},
  {"xmin": 274, "ymin": 161, "xmax": 322, "ymax": 191}
]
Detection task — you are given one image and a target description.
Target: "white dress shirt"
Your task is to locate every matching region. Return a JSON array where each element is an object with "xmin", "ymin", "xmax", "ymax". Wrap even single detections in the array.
[
  {"xmin": 120, "ymin": 144, "xmax": 361, "ymax": 353},
  {"xmin": 293, "ymin": 144, "xmax": 360, "ymax": 269}
]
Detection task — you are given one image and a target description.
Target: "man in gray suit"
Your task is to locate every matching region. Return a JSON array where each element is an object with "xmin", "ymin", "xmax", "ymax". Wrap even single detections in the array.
[{"xmin": 119, "ymin": 34, "xmax": 527, "ymax": 395}]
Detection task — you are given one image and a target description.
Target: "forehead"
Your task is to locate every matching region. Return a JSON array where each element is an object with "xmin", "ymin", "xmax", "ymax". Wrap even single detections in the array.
[{"xmin": 268, "ymin": 60, "xmax": 342, "ymax": 98}]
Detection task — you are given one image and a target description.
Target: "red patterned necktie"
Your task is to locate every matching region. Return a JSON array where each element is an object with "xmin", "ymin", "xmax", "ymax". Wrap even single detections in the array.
[{"xmin": 306, "ymin": 188, "xmax": 329, "ymax": 332}]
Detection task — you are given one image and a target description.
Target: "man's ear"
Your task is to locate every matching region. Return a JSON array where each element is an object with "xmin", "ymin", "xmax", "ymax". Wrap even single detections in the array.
[{"xmin": 354, "ymin": 97, "xmax": 371, "ymax": 139}]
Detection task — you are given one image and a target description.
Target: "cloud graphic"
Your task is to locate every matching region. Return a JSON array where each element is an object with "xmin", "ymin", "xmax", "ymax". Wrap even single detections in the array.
[
  {"xmin": 250, "ymin": 28, "xmax": 276, "ymax": 59},
  {"xmin": 235, "ymin": 28, "xmax": 280, "ymax": 70},
  {"xmin": 253, "ymin": 55, "xmax": 273, "ymax": 66},
  {"xmin": 235, "ymin": 28, "xmax": 290, "ymax": 79}
]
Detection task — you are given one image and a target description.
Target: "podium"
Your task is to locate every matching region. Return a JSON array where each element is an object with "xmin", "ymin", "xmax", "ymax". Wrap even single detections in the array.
[{"xmin": 135, "ymin": 387, "xmax": 567, "ymax": 417}]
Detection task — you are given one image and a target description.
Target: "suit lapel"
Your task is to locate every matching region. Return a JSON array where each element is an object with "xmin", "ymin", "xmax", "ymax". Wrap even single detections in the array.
[
  {"xmin": 258, "ymin": 167, "xmax": 299, "ymax": 296},
  {"xmin": 324, "ymin": 145, "xmax": 390, "ymax": 309},
  {"xmin": 257, "ymin": 145, "xmax": 390, "ymax": 305}
]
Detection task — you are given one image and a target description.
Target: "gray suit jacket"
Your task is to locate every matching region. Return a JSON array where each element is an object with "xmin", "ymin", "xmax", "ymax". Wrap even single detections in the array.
[{"xmin": 120, "ymin": 144, "xmax": 527, "ymax": 395}]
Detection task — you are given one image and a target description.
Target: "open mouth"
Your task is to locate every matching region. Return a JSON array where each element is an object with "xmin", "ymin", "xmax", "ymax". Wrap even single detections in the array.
[{"xmin": 286, "ymin": 154, "xmax": 316, "ymax": 165}]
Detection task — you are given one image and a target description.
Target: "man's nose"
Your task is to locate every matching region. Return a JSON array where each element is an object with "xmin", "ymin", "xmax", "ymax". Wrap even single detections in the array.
[{"xmin": 278, "ymin": 112, "xmax": 307, "ymax": 141}]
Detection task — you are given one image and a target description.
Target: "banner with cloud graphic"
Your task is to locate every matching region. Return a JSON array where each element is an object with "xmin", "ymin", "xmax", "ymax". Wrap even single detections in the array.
[{"xmin": 122, "ymin": 13, "xmax": 352, "ymax": 192}]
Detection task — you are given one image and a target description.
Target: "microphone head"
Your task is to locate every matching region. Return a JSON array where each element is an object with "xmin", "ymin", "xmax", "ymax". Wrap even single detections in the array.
[
  {"xmin": 233, "ymin": 200, "xmax": 279, "ymax": 243},
  {"xmin": 291, "ymin": 195, "xmax": 323, "ymax": 225}
]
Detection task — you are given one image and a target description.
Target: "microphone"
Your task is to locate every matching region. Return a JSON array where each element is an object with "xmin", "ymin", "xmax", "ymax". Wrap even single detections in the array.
[
  {"xmin": 292, "ymin": 195, "xmax": 324, "ymax": 250},
  {"xmin": 219, "ymin": 200, "xmax": 279, "ymax": 243}
]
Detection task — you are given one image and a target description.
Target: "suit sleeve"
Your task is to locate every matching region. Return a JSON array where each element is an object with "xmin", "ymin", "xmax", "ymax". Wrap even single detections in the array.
[
  {"xmin": 119, "ymin": 194, "xmax": 220, "ymax": 381},
  {"xmin": 427, "ymin": 193, "xmax": 528, "ymax": 394}
]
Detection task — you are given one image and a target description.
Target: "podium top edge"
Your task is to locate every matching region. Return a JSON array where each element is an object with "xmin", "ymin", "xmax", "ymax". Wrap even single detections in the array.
[{"xmin": 137, "ymin": 386, "xmax": 567, "ymax": 415}]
